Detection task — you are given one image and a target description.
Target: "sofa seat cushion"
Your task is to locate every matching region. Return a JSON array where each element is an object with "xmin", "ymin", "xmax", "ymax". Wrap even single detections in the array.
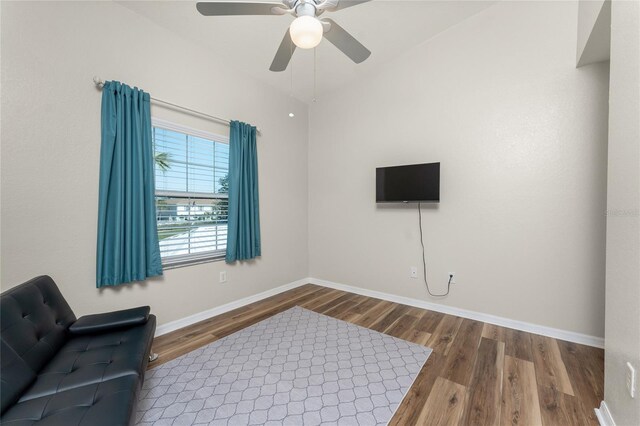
[
  {"xmin": 1, "ymin": 340, "xmax": 36, "ymax": 414},
  {"xmin": 18, "ymin": 316, "xmax": 155, "ymax": 403},
  {"xmin": 0, "ymin": 375, "xmax": 139, "ymax": 426}
]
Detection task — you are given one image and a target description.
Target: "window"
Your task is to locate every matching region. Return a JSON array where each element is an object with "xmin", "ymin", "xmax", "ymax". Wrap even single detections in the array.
[{"xmin": 152, "ymin": 119, "xmax": 229, "ymax": 267}]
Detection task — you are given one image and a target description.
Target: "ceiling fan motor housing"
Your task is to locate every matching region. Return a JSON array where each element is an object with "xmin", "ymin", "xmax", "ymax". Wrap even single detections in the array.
[
  {"xmin": 294, "ymin": 1, "xmax": 317, "ymax": 18},
  {"xmin": 290, "ymin": 0, "xmax": 340, "ymax": 17}
]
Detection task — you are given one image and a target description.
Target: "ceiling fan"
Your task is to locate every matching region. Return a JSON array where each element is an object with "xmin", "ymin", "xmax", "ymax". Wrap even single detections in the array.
[{"xmin": 196, "ymin": 0, "xmax": 372, "ymax": 72}]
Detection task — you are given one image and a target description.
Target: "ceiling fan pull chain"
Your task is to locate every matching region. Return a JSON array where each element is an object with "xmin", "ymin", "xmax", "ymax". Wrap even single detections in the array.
[
  {"xmin": 313, "ymin": 47, "xmax": 317, "ymax": 103},
  {"xmin": 290, "ymin": 37, "xmax": 294, "ymax": 98},
  {"xmin": 288, "ymin": 36, "xmax": 296, "ymax": 117}
]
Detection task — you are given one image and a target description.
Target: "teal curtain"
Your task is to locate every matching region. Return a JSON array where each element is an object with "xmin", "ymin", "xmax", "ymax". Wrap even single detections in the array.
[
  {"xmin": 96, "ymin": 81, "xmax": 163, "ymax": 287},
  {"xmin": 226, "ymin": 120, "xmax": 261, "ymax": 263}
]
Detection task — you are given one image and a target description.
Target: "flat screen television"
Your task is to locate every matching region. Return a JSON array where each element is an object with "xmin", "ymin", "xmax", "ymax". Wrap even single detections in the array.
[{"xmin": 376, "ymin": 162, "xmax": 440, "ymax": 203}]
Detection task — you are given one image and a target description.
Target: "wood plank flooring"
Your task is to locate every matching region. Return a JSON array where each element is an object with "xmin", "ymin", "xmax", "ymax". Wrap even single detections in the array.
[{"xmin": 150, "ymin": 284, "xmax": 604, "ymax": 425}]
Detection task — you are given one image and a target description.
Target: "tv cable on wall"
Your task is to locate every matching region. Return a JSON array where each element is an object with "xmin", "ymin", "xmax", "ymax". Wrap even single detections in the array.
[{"xmin": 418, "ymin": 202, "xmax": 452, "ymax": 297}]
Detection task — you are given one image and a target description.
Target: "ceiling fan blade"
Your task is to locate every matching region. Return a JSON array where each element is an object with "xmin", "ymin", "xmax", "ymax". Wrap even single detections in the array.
[
  {"xmin": 322, "ymin": 18, "xmax": 371, "ymax": 64},
  {"xmin": 270, "ymin": 30, "xmax": 296, "ymax": 72},
  {"xmin": 196, "ymin": 2, "xmax": 287, "ymax": 16},
  {"xmin": 333, "ymin": 0, "xmax": 371, "ymax": 11}
]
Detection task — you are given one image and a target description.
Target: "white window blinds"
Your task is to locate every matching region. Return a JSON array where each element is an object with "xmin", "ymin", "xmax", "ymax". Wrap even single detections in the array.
[{"xmin": 153, "ymin": 121, "xmax": 229, "ymax": 266}]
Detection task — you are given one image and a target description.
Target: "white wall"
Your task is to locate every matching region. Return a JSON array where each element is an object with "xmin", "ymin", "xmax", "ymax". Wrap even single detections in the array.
[
  {"xmin": 603, "ymin": 0, "xmax": 640, "ymax": 424},
  {"xmin": 0, "ymin": 0, "xmax": 613, "ymax": 343},
  {"xmin": 0, "ymin": 1, "xmax": 309, "ymax": 327},
  {"xmin": 576, "ymin": 0, "xmax": 611, "ymax": 67},
  {"xmin": 308, "ymin": 1, "xmax": 609, "ymax": 338}
]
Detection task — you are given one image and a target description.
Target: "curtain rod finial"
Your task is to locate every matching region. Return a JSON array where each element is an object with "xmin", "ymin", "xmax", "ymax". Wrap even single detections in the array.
[{"xmin": 93, "ymin": 76, "xmax": 105, "ymax": 89}]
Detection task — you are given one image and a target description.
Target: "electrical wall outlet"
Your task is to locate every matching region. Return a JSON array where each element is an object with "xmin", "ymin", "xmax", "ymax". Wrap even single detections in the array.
[
  {"xmin": 627, "ymin": 362, "xmax": 636, "ymax": 398},
  {"xmin": 448, "ymin": 272, "xmax": 456, "ymax": 284},
  {"xmin": 219, "ymin": 271, "xmax": 227, "ymax": 283},
  {"xmin": 410, "ymin": 266, "xmax": 418, "ymax": 278}
]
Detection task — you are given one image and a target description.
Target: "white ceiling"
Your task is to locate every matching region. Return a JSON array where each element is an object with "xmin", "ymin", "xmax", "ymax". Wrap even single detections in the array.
[{"xmin": 119, "ymin": 0, "xmax": 496, "ymax": 103}]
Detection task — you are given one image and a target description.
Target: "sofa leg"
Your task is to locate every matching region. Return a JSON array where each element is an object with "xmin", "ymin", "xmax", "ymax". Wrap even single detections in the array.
[{"xmin": 149, "ymin": 352, "xmax": 159, "ymax": 362}]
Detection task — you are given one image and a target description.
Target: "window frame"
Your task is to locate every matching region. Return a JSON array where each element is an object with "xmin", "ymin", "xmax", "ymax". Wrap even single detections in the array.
[{"xmin": 152, "ymin": 117, "xmax": 230, "ymax": 269}]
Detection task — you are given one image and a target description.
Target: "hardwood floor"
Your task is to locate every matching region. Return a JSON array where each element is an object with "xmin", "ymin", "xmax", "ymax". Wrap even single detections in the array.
[{"xmin": 150, "ymin": 284, "xmax": 604, "ymax": 425}]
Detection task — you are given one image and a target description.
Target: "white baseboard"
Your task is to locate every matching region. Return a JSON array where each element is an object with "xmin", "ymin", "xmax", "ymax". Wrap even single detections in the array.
[
  {"xmin": 155, "ymin": 278, "xmax": 309, "ymax": 336},
  {"xmin": 308, "ymin": 277, "xmax": 605, "ymax": 348},
  {"xmin": 155, "ymin": 276, "xmax": 604, "ymax": 349},
  {"xmin": 595, "ymin": 401, "xmax": 617, "ymax": 426}
]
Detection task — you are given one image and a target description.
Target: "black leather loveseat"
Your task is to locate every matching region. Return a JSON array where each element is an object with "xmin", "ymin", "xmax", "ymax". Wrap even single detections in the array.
[{"xmin": 1, "ymin": 276, "xmax": 156, "ymax": 425}]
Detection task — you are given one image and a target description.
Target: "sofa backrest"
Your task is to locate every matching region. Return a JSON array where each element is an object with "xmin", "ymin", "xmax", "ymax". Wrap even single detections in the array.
[{"xmin": 0, "ymin": 276, "xmax": 76, "ymax": 373}]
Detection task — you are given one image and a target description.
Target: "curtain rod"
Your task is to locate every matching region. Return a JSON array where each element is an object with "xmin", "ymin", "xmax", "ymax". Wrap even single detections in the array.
[{"xmin": 93, "ymin": 77, "xmax": 261, "ymax": 134}]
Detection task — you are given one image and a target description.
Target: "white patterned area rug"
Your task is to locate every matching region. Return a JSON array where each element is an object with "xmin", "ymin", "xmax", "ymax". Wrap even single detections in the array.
[{"xmin": 136, "ymin": 306, "xmax": 432, "ymax": 426}]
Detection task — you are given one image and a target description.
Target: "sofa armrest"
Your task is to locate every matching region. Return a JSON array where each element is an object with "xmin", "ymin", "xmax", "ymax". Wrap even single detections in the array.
[{"xmin": 68, "ymin": 306, "xmax": 150, "ymax": 335}]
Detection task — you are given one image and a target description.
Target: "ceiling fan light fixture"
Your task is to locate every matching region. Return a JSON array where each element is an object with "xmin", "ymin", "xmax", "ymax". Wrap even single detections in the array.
[{"xmin": 289, "ymin": 16, "xmax": 323, "ymax": 49}]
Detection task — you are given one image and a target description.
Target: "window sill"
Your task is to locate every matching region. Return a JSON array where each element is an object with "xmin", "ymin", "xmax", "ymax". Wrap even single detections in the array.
[{"xmin": 162, "ymin": 253, "xmax": 225, "ymax": 270}]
